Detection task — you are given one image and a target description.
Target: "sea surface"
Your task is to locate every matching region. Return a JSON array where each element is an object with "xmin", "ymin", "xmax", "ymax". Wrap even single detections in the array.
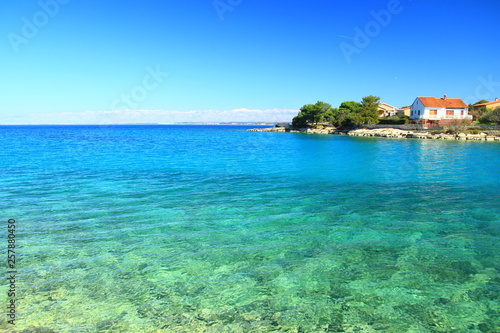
[{"xmin": 0, "ymin": 125, "xmax": 499, "ymax": 332}]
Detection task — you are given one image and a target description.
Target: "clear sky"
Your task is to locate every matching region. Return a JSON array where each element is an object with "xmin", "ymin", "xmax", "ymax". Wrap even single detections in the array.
[{"xmin": 1, "ymin": 0, "xmax": 499, "ymax": 124}]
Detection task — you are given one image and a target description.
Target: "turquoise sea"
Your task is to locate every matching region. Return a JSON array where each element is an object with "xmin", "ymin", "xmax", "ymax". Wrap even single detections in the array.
[{"xmin": 0, "ymin": 125, "xmax": 499, "ymax": 333}]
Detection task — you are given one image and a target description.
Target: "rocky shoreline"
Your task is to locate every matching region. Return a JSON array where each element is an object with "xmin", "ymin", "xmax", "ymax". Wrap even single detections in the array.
[{"xmin": 248, "ymin": 126, "xmax": 500, "ymax": 141}]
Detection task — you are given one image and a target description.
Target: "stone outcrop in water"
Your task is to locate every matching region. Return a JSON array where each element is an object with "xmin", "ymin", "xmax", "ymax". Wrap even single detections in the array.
[{"xmin": 248, "ymin": 126, "xmax": 500, "ymax": 141}]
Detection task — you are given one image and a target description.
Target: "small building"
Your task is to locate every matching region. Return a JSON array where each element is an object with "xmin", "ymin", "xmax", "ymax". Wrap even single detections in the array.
[
  {"xmin": 378, "ymin": 102, "xmax": 400, "ymax": 117},
  {"xmin": 472, "ymin": 98, "xmax": 500, "ymax": 113},
  {"xmin": 410, "ymin": 95, "xmax": 471, "ymax": 127},
  {"xmin": 399, "ymin": 107, "xmax": 411, "ymax": 117}
]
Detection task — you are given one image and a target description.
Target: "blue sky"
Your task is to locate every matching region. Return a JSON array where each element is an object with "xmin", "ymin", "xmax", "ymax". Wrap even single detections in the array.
[{"xmin": 1, "ymin": 0, "xmax": 499, "ymax": 124}]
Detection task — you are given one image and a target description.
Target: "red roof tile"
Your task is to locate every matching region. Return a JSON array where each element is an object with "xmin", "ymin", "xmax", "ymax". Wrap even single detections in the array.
[
  {"xmin": 474, "ymin": 99, "xmax": 500, "ymax": 107},
  {"xmin": 418, "ymin": 97, "xmax": 468, "ymax": 108}
]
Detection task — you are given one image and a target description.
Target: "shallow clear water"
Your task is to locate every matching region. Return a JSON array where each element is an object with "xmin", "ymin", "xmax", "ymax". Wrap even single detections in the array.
[{"xmin": 0, "ymin": 125, "xmax": 499, "ymax": 332}]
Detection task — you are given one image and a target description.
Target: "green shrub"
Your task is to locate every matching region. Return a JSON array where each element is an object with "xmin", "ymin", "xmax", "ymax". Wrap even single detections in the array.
[
  {"xmin": 466, "ymin": 127, "xmax": 484, "ymax": 134},
  {"xmin": 378, "ymin": 118, "xmax": 406, "ymax": 125},
  {"xmin": 479, "ymin": 107, "xmax": 500, "ymax": 124},
  {"xmin": 378, "ymin": 115, "xmax": 410, "ymax": 125}
]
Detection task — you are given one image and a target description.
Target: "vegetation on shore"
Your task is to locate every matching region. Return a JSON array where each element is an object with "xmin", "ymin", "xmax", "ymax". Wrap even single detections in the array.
[
  {"xmin": 292, "ymin": 97, "xmax": 500, "ymax": 132},
  {"xmin": 468, "ymin": 100, "xmax": 500, "ymax": 124},
  {"xmin": 292, "ymin": 96, "xmax": 382, "ymax": 129},
  {"xmin": 478, "ymin": 107, "xmax": 500, "ymax": 124}
]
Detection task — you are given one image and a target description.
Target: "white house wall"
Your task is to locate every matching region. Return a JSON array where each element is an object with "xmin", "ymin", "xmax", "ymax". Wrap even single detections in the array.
[
  {"xmin": 410, "ymin": 98, "xmax": 425, "ymax": 119},
  {"xmin": 410, "ymin": 98, "xmax": 470, "ymax": 120}
]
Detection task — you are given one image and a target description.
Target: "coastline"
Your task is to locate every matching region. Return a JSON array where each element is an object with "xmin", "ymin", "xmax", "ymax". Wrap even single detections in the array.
[{"xmin": 248, "ymin": 126, "xmax": 500, "ymax": 141}]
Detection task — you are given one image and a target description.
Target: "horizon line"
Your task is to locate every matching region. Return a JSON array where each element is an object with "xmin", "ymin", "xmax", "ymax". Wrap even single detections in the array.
[{"xmin": 0, "ymin": 122, "xmax": 279, "ymax": 126}]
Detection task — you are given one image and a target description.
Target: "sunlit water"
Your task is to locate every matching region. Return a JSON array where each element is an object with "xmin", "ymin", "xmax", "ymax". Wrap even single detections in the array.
[{"xmin": 0, "ymin": 125, "xmax": 498, "ymax": 332}]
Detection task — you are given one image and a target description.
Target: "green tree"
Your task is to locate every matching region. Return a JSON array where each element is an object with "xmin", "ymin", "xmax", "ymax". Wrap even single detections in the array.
[
  {"xmin": 332, "ymin": 101, "xmax": 360, "ymax": 128},
  {"xmin": 350, "ymin": 95, "xmax": 380, "ymax": 126},
  {"xmin": 292, "ymin": 112, "xmax": 308, "ymax": 127},
  {"xmin": 474, "ymin": 100, "xmax": 490, "ymax": 105},
  {"xmin": 339, "ymin": 101, "xmax": 361, "ymax": 114},
  {"xmin": 292, "ymin": 101, "xmax": 334, "ymax": 127}
]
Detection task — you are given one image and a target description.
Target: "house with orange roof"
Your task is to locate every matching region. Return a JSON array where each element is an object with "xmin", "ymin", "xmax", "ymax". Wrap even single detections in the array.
[
  {"xmin": 410, "ymin": 95, "xmax": 471, "ymax": 127},
  {"xmin": 378, "ymin": 102, "xmax": 400, "ymax": 117},
  {"xmin": 472, "ymin": 98, "xmax": 500, "ymax": 113}
]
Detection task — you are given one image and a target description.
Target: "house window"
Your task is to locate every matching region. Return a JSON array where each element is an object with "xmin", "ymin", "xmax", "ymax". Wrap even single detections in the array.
[
  {"xmin": 461, "ymin": 110, "xmax": 464, "ymax": 116},
  {"xmin": 446, "ymin": 110, "xmax": 454, "ymax": 115},
  {"xmin": 429, "ymin": 110, "xmax": 437, "ymax": 117}
]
